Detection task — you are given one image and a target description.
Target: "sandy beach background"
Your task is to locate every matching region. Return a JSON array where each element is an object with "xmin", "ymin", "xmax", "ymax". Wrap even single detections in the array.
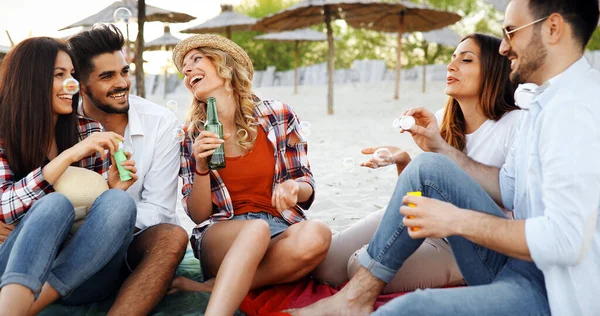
[{"xmin": 146, "ymin": 81, "xmax": 449, "ymax": 235}]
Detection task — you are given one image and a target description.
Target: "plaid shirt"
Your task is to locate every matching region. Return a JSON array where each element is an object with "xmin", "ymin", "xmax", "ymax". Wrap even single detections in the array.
[
  {"xmin": 180, "ymin": 99, "xmax": 315, "ymax": 258},
  {"xmin": 0, "ymin": 117, "xmax": 108, "ymax": 224}
]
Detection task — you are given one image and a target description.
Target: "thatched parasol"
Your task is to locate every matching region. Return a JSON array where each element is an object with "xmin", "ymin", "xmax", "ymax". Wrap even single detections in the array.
[
  {"xmin": 255, "ymin": 28, "xmax": 334, "ymax": 94},
  {"xmin": 254, "ymin": 0, "xmax": 460, "ymax": 115},
  {"xmin": 181, "ymin": 4, "xmax": 257, "ymax": 39},
  {"xmin": 343, "ymin": 1, "xmax": 461, "ymax": 100},
  {"xmin": 58, "ymin": 0, "xmax": 195, "ymax": 31},
  {"xmin": 146, "ymin": 25, "xmax": 181, "ymax": 100},
  {"xmin": 145, "ymin": 25, "xmax": 181, "ymax": 51},
  {"xmin": 404, "ymin": 27, "xmax": 461, "ymax": 93}
]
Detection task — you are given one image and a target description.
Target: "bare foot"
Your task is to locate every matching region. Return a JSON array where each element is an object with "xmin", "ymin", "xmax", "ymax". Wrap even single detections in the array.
[
  {"xmin": 167, "ymin": 276, "xmax": 216, "ymax": 295},
  {"xmin": 286, "ymin": 268, "xmax": 385, "ymax": 316}
]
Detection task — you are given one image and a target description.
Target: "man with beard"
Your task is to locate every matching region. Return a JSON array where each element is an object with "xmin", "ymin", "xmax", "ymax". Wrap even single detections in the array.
[
  {"xmin": 293, "ymin": 0, "xmax": 600, "ymax": 315},
  {"xmin": 68, "ymin": 24, "xmax": 188, "ymax": 315}
]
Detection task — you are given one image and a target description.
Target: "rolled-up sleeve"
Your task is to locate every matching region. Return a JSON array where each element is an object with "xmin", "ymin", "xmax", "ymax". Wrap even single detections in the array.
[
  {"xmin": 525, "ymin": 103, "xmax": 600, "ymax": 268},
  {"xmin": 282, "ymin": 103, "xmax": 315, "ymax": 209}
]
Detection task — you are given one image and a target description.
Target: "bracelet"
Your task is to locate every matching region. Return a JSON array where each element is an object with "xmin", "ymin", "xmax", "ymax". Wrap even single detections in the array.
[{"xmin": 195, "ymin": 168, "xmax": 210, "ymax": 176}]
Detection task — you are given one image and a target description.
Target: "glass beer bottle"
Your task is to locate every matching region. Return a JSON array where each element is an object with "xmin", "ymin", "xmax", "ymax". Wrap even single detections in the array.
[{"xmin": 204, "ymin": 97, "xmax": 226, "ymax": 170}]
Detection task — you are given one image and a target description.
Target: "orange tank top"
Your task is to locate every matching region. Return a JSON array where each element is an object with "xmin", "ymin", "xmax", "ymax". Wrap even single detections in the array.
[{"xmin": 218, "ymin": 128, "xmax": 280, "ymax": 217}]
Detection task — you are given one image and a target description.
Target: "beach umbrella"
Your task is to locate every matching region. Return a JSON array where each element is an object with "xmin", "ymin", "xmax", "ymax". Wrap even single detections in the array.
[
  {"xmin": 404, "ymin": 27, "xmax": 461, "ymax": 93},
  {"xmin": 181, "ymin": 4, "xmax": 257, "ymax": 39},
  {"xmin": 342, "ymin": 1, "xmax": 461, "ymax": 101},
  {"xmin": 145, "ymin": 25, "xmax": 181, "ymax": 100},
  {"xmin": 145, "ymin": 25, "xmax": 181, "ymax": 51},
  {"xmin": 255, "ymin": 28, "xmax": 335, "ymax": 94},
  {"xmin": 58, "ymin": 0, "xmax": 195, "ymax": 31},
  {"xmin": 254, "ymin": 0, "xmax": 461, "ymax": 115}
]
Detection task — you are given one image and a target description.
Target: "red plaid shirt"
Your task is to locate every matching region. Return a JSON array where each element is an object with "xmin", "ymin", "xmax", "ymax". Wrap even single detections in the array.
[
  {"xmin": 0, "ymin": 117, "xmax": 108, "ymax": 224},
  {"xmin": 180, "ymin": 99, "xmax": 315, "ymax": 259}
]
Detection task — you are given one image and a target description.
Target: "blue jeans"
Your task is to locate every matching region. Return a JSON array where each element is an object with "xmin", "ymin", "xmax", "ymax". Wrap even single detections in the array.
[
  {"xmin": 231, "ymin": 212, "xmax": 290, "ymax": 238},
  {"xmin": 0, "ymin": 190, "xmax": 136, "ymax": 305},
  {"xmin": 358, "ymin": 153, "xmax": 550, "ymax": 316}
]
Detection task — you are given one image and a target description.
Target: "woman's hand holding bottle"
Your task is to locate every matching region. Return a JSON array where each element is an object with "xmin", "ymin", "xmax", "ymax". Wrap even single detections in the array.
[{"xmin": 192, "ymin": 131, "xmax": 230, "ymax": 173}]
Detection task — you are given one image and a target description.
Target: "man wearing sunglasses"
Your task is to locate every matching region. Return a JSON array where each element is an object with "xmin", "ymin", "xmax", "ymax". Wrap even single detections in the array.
[{"xmin": 293, "ymin": 0, "xmax": 600, "ymax": 315}]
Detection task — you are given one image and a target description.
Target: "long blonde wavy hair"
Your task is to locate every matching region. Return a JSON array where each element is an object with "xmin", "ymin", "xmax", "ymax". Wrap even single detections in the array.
[{"xmin": 185, "ymin": 47, "xmax": 257, "ymax": 152}]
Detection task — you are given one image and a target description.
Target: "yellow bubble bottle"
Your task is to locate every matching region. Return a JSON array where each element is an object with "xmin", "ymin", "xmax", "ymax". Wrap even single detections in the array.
[{"xmin": 406, "ymin": 191, "xmax": 421, "ymax": 231}]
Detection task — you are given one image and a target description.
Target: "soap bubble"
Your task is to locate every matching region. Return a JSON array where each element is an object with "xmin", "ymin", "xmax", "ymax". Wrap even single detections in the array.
[
  {"xmin": 166, "ymin": 100, "xmax": 178, "ymax": 112},
  {"xmin": 392, "ymin": 115, "xmax": 415, "ymax": 130},
  {"xmin": 341, "ymin": 157, "xmax": 355, "ymax": 173},
  {"xmin": 113, "ymin": 7, "xmax": 132, "ymax": 23},
  {"xmin": 299, "ymin": 121, "xmax": 312, "ymax": 139},
  {"xmin": 62, "ymin": 78, "xmax": 80, "ymax": 95},
  {"xmin": 372, "ymin": 148, "xmax": 394, "ymax": 168},
  {"xmin": 172, "ymin": 128, "xmax": 185, "ymax": 143}
]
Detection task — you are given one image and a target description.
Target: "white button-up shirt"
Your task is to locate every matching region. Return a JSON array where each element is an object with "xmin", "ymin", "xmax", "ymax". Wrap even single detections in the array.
[
  {"xmin": 123, "ymin": 95, "xmax": 180, "ymax": 230},
  {"xmin": 500, "ymin": 58, "xmax": 600, "ymax": 316}
]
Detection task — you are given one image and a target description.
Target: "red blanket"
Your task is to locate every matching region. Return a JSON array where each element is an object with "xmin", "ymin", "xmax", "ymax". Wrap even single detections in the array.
[{"xmin": 240, "ymin": 278, "xmax": 408, "ymax": 316}]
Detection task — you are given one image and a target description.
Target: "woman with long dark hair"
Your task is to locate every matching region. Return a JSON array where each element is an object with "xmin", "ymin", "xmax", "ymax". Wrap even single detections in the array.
[
  {"xmin": 313, "ymin": 33, "xmax": 521, "ymax": 293},
  {"xmin": 0, "ymin": 37, "xmax": 137, "ymax": 315}
]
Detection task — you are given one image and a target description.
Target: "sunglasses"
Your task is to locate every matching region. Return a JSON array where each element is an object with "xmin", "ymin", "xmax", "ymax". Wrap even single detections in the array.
[{"xmin": 502, "ymin": 16, "xmax": 549, "ymax": 46}]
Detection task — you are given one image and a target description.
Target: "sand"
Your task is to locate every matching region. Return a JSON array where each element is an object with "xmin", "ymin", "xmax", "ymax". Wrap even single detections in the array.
[{"xmin": 145, "ymin": 81, "xmax": 449, "ymax": 234}]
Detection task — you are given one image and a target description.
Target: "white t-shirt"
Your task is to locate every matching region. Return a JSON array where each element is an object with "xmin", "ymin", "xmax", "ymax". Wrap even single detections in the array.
[{"xmin": 435, "ymin": 109, "xmax": 522, "ymax": 168}]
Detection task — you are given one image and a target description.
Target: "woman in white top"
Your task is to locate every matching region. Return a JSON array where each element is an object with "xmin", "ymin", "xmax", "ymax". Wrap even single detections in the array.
[{"xmin": 313, "ymin": 33, "xmax": 522, "ymax": 293}]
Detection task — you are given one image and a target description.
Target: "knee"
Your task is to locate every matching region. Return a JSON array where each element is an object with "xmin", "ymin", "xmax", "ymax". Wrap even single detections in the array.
[
  {"xmin": 152, "ymin": 224, "xmax": 189, "ymax": 258},
  {"xmin": 31, "ymin": 192, "xmax": 75, "ymax": 224},
  {"xmin": 96, "ymin": 189, "xmax": 137, "ymax": 229},
  {"xmin": 242, "ymin": 219, "xmax": 271, "ymax": 245},
  {"xmin": 291, "ymin": 220, "xmax": 332, "ymax": 263},
  {"xmin": 399, "ymin": 153, "xmax": 453, "ymax": 186}
]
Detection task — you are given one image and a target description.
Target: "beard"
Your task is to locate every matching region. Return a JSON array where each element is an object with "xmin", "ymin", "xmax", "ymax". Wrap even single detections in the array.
[
  {"xmin": 509, "ymin": 29, "xmax": 547, "ymax": 84},
  {"xmin": 86, "ymin": 86, "xmax": 130, "ymax": 114}
]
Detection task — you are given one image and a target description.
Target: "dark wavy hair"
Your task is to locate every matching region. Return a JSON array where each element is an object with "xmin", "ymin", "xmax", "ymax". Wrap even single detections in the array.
[
  {"xmin": 0, "ymin": 37, "xmax": 79, "ymax": 180},
  {"xmin": 439, "ymin": 33, "xmax": 518, "ymax": 151},
  {"xmin": 68, "ymin": 23, "xmax": 125, "ymax": 83}
]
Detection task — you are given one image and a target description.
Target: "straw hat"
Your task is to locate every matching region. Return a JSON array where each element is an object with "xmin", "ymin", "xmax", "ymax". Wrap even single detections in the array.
[
  {"xmin": 53, "ymin": 166, "xmax": 109, "ymax": 234},
  {"xmin": 172, "ymin": 34, "xmax": 254, "ymax": 80}
]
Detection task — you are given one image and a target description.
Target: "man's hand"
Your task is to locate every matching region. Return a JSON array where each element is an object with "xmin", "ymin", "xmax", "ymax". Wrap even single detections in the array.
[
  {"xmin": 401, "ymin": 107, "xmax": 448, "ymax": 153},
  {"xmin": 272, "ymin": 179, "xmax": 300, "ymax": 214},
  {"xmin": 108, "ymin": 151, "xmax": 138, "ymax": 190},
  {"xmin": 0, "ymin": 222, "xmax": 14, "ymax": 243},
  {"xmin": 400, "ymin": 194, "xmax": 462, "ymax": 239}
]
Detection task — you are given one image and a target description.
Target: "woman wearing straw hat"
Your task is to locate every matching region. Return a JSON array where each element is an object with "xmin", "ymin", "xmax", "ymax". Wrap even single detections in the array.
[
  {"xmin": 0, "ymin": 37, "xmax": 137, "ymax": 315},
  {"xmin": 170, "ymin": 34, "xmax": 331, "ymax": 315}
]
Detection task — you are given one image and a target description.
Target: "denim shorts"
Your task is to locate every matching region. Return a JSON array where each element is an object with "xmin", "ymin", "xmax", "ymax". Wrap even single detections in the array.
[{"xmin": 231, "ymin": 212, "xmax": 291, "ymax": 238}]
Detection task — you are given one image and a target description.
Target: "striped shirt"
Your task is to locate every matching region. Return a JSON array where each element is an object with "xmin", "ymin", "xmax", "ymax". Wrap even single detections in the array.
[
  {"xmin": 180, "ymin": 99, "xmax": 315, "ymax": 259},
  {"xmin": 0, "ymin": 117, "xmax": 108, "ymax": 224}
]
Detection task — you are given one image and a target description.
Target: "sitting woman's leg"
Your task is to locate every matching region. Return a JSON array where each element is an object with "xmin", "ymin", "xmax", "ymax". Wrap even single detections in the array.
[
  {"xmin": 312, "ymin": 209, "xmax": 385, "ymax": 286},
  {"xmin": 173, "ymin": 218, "xmax": 330, "ymax": 315},
  {"xmin": 251, "ymin": 219, "xmax": 332, "ymax": 288},
  {"xmin": 347, "ymin": 238, "xmax": 464, "ymax": 293},
  {"xmin": 201, "ymin": 219, "xmax": 272, "ymax": 316},
  {"xmin": 0, "ymin": 193, "xmax": 75, "ymax": 316},
  {"xmin": 28, "ymin": 189, "xmax": 136, "ymax": 314}
]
